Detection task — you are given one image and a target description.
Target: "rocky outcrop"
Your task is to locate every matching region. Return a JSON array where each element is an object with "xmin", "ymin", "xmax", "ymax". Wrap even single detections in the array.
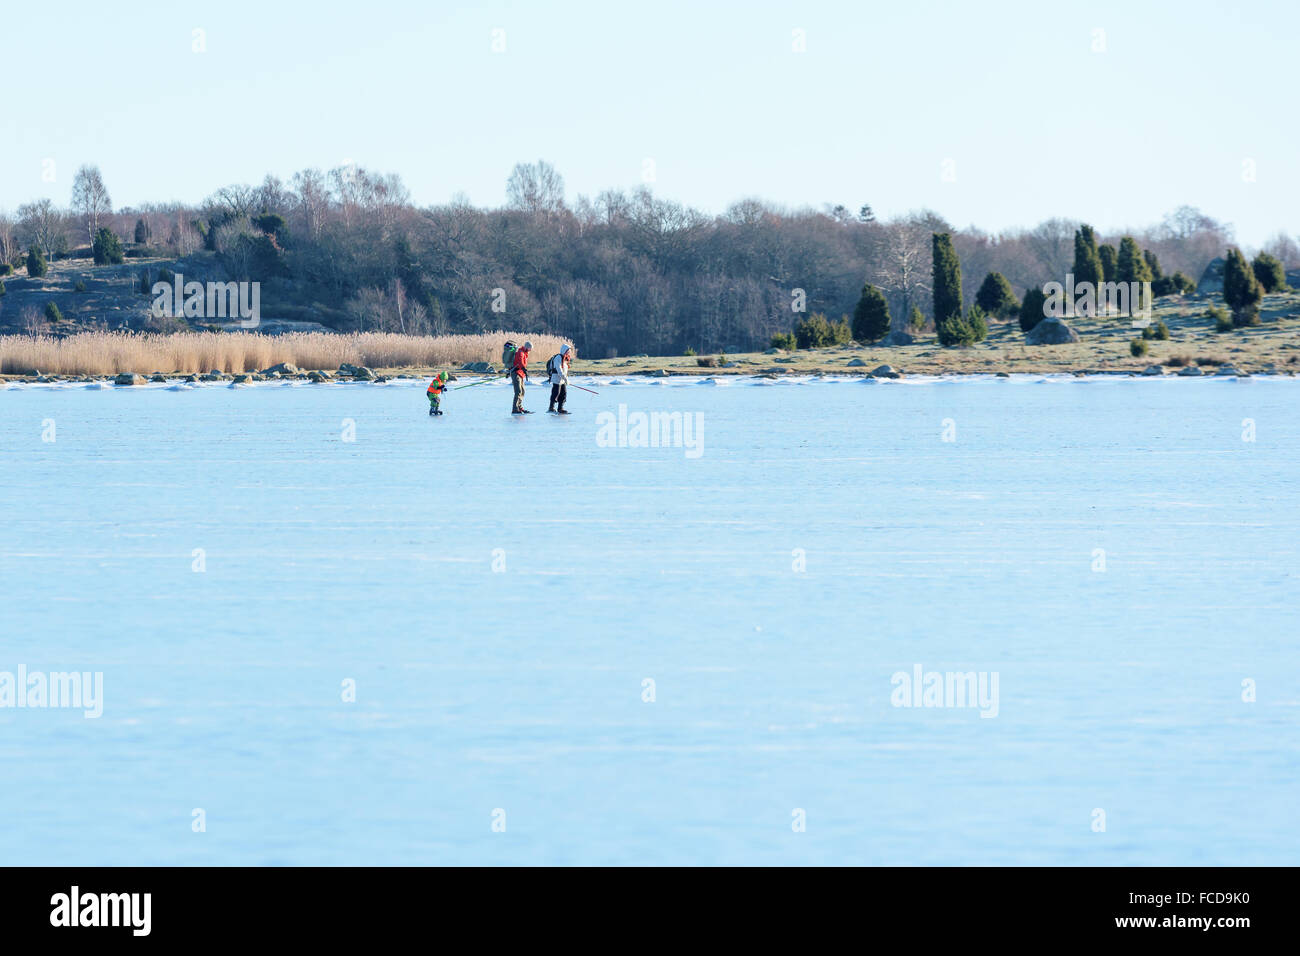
[
  {"xmin": 1197, "ymin": 257, "xmax": 1226, "ymax": 295},
  {"xmin": 1025, "ymin": 318, "xmax": 1081, "ymax": 345},
  {"xmin": 113, "ymin": 373, "xmax": 146, "ymax": 386},
  {"xmin": 869, "ymin": 364, "xmax": 902, "ymax": 378},
  {"xmin": 882, "ymin": 329, "xmax": 914, "ymax": 346},
  {"xmin": 339, "ymin": 363, "xmax": 376, "ymax": 381}
]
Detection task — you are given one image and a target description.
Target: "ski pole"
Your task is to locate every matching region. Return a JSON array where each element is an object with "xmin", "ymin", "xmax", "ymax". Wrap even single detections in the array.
[
  {"xmin": 567, "ymin": 383, "xmax": 598, "ymax": 395},
  {"xmin": 451, "ymin": 378, "xmax": 495, "ymax": 391}
]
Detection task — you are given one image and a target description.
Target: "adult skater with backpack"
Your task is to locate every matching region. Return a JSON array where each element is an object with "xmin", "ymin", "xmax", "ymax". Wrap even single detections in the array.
[
  {"xmin": 546, "ymin": 344, "xmax": 574, "ymax": 414},
  {"xmin": 509, "ymin": 340, "xmax": 533, "ymax": 414}
]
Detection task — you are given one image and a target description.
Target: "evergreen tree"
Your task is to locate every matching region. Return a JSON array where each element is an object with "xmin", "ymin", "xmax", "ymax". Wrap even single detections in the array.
[
  {"xmin": 134, "ymin": 218, "xmax": 150, "ymax": 244},
  {"xmin": 1098, "ymin": 243, "xmax": 1118, "ymax": 283},
  {"xmin": 1251, "ymin": 252, "xmax": 1286, "ymax": 293},
  {"xmin": 1143, "ymin": 249, "xmax": 1163, "ymax": 280},
  {"xmin": 851, "ymin": 282, "xmax": 891, "ymax": 342},
  {"xmin": 975, "ymin": 271, "xmax": 1018, "ymax": 317},
  {"xmin": 1223, "ymin": 247, "xmax": 1263, "ymax": 326},
  {"xmin": 966, "ymin": 304, "xmax": 989, "ymax": 342},
  {"xmin": 1073, "ymin": 225, "xmax": 1104, "ymax": 288},
  {"xmin": 1116, "ymin": 237, "xmax": 1153, "ymax": 284},
  {"xmin": 26, "ymin": 247, "xmax": 47, "ymax": 278},
  {"xmin": 932, "ymin": 233, "xmax": 970, "ymax": 346},
  {"xmin": 1019, "ymin": 287, "xmax": 1048, "ymax": 333}
]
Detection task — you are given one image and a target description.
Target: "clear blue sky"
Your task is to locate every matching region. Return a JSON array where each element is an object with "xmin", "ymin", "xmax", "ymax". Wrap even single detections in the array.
[{"xmin": 2, "ymin": 0, "xmax": 1295, "ymax": 245}]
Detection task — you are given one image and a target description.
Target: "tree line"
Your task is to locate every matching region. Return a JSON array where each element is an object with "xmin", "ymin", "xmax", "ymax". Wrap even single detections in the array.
[{"xmin": 2, "ymin": 161, "xmax": 1295, "ymax": 354}]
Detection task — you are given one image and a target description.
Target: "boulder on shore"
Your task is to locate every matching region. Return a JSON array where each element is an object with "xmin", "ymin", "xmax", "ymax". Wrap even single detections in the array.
[
  {"xmin": 882, "ymin": 329, "xmax": 915, "ymax": 346},
  {"xmin": 1141, "ymin": 365, "xmax": 1166, "ymax": 376},
  {"xmin": 1177, "ymin": 365, "xmax": 1203, "ymax": 376},
  {"xmin": 261, "ymin": 362, "xmax": 302, "ymax": 376},
  {"xmin": 847, "ymin": 358, "xmax": 866, "ymax": 367},
  {"xmin": 114, "ymin": 373, "xmax": 146, "ymax": 386},
  {"xmin": 1025, "ymin": 318, "xmax": 1081, "ymax": 345},
  {"xmin": 869, "ymin": 364, "xmax": 902, "ymax": 378}
]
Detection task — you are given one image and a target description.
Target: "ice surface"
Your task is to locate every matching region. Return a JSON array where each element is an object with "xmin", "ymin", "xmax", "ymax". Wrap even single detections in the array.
[{"xmin": 1, "ymin": 376, "xmax": 1297, "ymax": 864}]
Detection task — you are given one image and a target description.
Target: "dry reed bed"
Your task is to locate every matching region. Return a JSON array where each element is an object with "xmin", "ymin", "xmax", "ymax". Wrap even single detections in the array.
[{"xmin": 0, "ymin": 331, "xmax": 572, "ymax": 376}]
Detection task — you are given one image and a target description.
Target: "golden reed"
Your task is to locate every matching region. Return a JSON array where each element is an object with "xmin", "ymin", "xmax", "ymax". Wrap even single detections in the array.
[{"xmin": 0, "ymin": 331, "xmax": 572, "ymax": 376}]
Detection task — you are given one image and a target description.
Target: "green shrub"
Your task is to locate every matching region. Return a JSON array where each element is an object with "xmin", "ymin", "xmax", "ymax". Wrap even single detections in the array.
[
  {"xmin": 851, "ymin": 283, "xmax": 891, "ymax": 342},
  {"xmin": 975, "ymin": 271, "xmax": 1020, "ymax": 318},
  {"xmin": 1141, "ymin": 324, "xmax": 1156, "ymax": 340},
  {"xmin": 0, "ymin": 262, "xmax": 12, "ymax": 276},
  {"xmin": 769, "ymin": 332, "xmax": 797, "ymax": 351},
  {"xmin": 794, "ymin": 313, "xmax": 836, "ymax": 349},
  {"xmin": 695, "ymin": 356, "xmax": 716, "ymax": 367},
  {"xmin": 74, "ymin": 279, "xmax": 87, "ymax": 293},
  {"xmin": 0, "ymin": 280, "xmax": 6, "ymax": 296},
  {"xmin": 683, "ymin": 346, "xmax": 696, "ymax": 356},
  {"xmin": 252, "ymin": 211, "xmax": 288, "ymax": 239},
  {"xmin": 966, "ymin": 304, "xmax": 989, "ymax": 341},
  {"xmin": 1019, "ymin": 288, "xmax": 1048, "ymax": 332},
  {"xmin": 907, "ymin": 306, "xmax": 926, "ymax": 332},
  {"xmin": 27, "ymin": 247, "xmax": 47, "ymax": 277},
  {"xmin": 92, "ymin": 228, "xmax": 124, "ymax": 265},
  {"xmin": 1215, "ymin": 315, "xmax": 1234, "ymax": 333},
  {"xmin": 158, "ymin": 267, "xmax": 176, "ymax": 286},
  {"xmin": 1130, "ymin": 338, "xmax": 1149, "ymax": 357},
  {"xmin": 44, "ymin": 301, "xmax": 63, "ymax": 323},
  {"xmin": 829, "ymin": 316, "xmax": 852, "ymax": 345},
  {"xmin": 1153, "ymin": 320, "xmax": 1169, "ymax": 340},
  {"xmin": 1252, "ymin": 252, "xmax": 1286, "ymax": 293},
  {"xmin": 1223, "ymin": 247, "xmax": 1262, "ymax": 326}
]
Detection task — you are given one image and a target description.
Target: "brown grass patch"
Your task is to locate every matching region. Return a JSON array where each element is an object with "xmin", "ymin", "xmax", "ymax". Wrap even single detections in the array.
[{"xmin": 0, "ymin": 331, "xmax": 571, "ymax": 376}]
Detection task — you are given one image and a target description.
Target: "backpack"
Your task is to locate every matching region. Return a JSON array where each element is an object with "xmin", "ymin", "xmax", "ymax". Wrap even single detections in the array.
[
  {"xmin": 546, "ymin": 353, "xmax": 562, "ymax": 377},
  {"xmin": 501, "ymin": 341, "xmax": 516, "ymax": 372}
]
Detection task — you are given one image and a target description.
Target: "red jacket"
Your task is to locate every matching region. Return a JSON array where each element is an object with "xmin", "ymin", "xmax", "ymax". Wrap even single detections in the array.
[{"xmin": 512, "ymin": 349, "xmax": 529, "ymax": 376}]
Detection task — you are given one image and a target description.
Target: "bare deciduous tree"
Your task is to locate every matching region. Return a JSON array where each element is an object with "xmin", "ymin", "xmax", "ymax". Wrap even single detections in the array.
[
  {"xmin": 17, "ymin": 199, "xmax": 64, "ymax": 258},
  {"xmin": 71, "ymin": 165, "xmax": 113, "ymax": 242},
  {"xmin": 506, "ymin": 160, "xmax": 566, "ymax": 218}
]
